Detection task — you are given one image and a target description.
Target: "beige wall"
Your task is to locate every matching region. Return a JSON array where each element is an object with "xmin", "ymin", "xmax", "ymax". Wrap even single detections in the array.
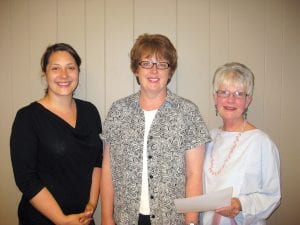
[{"xmin": 1, "ymin": 0, "xmax": 299, "ymax": 224}]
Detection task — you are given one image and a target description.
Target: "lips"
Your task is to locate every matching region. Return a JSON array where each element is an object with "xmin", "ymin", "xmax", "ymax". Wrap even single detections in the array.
[
  {"xmin": 148, "ymin": 77, "xmax": 160, "ymax": 82},
  {"xmin": 56, "ymin": 81, "xmax": 72, "ymax": 86},
  {"xmin": 223, "ymin": 106, "xmax": 237, "ymax": 111}
]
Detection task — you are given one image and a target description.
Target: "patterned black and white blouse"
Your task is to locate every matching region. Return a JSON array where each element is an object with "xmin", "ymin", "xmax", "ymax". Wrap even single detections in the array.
[{"xmin": 101, "ymin": 89, "xmax": 211, "ymax": 225}]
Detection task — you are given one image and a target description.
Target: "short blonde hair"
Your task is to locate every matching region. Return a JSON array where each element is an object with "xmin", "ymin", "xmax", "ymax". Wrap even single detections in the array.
[{"xmin": 213, "ymin": 62, "xmax": 255, "ymax": 96}]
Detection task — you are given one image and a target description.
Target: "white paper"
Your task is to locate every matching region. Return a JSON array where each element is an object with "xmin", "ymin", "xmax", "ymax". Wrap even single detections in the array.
[{"xmin": 174, "ymin": 187, "xmax": 233, "ymax": 213}]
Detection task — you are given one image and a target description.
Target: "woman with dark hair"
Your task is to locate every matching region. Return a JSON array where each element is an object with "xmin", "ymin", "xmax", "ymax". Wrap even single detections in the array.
[{"xmin": 10, "ymin": 43, "xmax": 103, "ymax": 225}]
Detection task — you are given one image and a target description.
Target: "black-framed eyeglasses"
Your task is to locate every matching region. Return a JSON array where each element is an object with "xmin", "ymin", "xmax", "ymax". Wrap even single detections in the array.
[
  {"xmin": 216, "ymin": 90, "xmax": 248, "ymax": 99},
  {"xmin": 138, "ymin": 60, "xmax": 170, "ymax": 70}
]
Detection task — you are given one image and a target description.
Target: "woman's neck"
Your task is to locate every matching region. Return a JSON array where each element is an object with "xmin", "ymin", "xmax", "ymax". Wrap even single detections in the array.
[
  {"xmin": 38, "ymin": 94, "xmax": 77, "ymax": 127},
  {"xmin": 39, "ymin": 94, "xmax": 74, "ymax": 112},
  {"xmin": 222, "ymin": 118, "xmax": 246, "ymax": 132},
  {"xmin": 139, "ymin": 89, "xmax": 167, "ymax": 111}
]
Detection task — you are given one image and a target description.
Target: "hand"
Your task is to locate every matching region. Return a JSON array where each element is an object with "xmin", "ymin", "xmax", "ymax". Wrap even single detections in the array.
[
  {"xmin": 85, "ymin": 202, "xmax": 95, "ymax": 211},
  {"xmin": 79, "ymin": 211, "xmax": 94, "ymax": 225},
  {"xmin": 57, "ymin": 211, "xmax": 93, "ymax": 225},
  {"xmin": 215, "ymin": 197, "xmax": 241, "ymax": 218},
  {"xmin": 83, "ymin": 202, "xmax": 95, "ymax": 220}
]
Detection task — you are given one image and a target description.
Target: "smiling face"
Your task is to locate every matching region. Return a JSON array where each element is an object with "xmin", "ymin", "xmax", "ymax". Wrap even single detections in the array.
[
  {"xmin": 214, "ymin": 82, "xmax": 252, "ymax": 123},
  {"xmin": 45, "ymin": 51, "xmax": 79, "ymax": 98},
  {"xmin": 135, "ymin": 55, "xmax": 171, "ymax": 95}
]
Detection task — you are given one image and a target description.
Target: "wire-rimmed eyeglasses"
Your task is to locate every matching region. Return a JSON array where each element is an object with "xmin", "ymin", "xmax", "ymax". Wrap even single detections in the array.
[{"xmin": 216, "ymin": 90, "xmax": 248, "ymax": 99}]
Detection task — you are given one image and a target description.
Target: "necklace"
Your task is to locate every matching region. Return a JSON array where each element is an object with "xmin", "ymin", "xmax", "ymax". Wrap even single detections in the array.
[{"xmin": 208, "ymin": 120, "xmax": 246, "ymax": 176}]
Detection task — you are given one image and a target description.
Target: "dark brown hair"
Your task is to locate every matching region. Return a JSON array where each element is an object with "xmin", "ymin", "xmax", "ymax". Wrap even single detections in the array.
[{"xmin": 41, "ymin": 43, "xmax": 81, "ymax": 73}]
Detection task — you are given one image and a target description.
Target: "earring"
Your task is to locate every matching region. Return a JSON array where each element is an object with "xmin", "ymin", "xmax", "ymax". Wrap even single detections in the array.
[
  {"xmin": 244, "ymin": 108, "xmax": 248, "ymax": 120},
  {"xmin": 215, "ymin": 105, "xmax": 218, "ymax": 116}
]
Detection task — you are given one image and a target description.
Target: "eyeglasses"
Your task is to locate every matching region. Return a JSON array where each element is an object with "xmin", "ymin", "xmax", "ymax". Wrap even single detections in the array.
[
  {"xmin": 216, "ymin": 90, "xmax": 248, "ymax": 99},
  {"xmin": 138, "ymin": 60, "xmax": 170, "ymax": 70}
]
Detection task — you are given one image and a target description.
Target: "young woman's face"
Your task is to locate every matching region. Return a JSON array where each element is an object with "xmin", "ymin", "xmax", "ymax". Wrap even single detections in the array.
[
  {"xmin": 45, "ymin": 51, "xmax": 79, "ymax": 97},
  {"xmin": 135, "ymin": 55, "xmax": 171, "ymax": 95}
]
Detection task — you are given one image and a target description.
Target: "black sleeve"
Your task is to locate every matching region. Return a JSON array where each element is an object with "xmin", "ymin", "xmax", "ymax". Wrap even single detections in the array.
[
  {"xmin": 10, "ymin": 108, "xmax": 44, "ymax": 200},
  {"xmin": 89, "ymin": 102, "xmax": 103, "ymax": 168}
]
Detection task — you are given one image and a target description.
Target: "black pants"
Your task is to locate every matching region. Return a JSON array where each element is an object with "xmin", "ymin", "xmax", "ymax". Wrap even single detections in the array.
[{"xmin": 138, "ymin": 214, "xmax": 151, "ymax": 225}]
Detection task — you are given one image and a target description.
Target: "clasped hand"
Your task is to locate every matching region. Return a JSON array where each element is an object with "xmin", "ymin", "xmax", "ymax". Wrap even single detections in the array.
[
  {"xmin": 215, "ymin": 197, "xmax": 241, "ymax": 218},
  {"xmin": 57, "ymin": 203, "xmax": 94, "ymax": 225}
]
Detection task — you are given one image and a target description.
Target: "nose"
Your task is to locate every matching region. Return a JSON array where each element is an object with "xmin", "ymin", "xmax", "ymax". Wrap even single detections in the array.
[
  {"xmin": 226, "ymin": 93, "xmax": 236, "ymax": 102},
  {"xmin": 150, "ymin": 64, "xmax": 158, "ymax": 73},
  {"xmin": 60, "ymin": 68, "xmax": 68, "ymax": 77}
]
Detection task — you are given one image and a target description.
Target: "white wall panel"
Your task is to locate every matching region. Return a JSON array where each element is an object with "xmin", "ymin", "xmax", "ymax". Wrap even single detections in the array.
[
  {"xmin": 85, "ymin": 0, "xmax": 106, "ymax": 119},
  {"xmin": 134, "ymin": 0, "xmax": 177, "ymax": 39},
  {"xmin": 0, "ymin": 2, "xmax": 20, "ymax": 225},
  {"xmin": 105, "ymin": 0, "xmax": 134, "ymax": 112},
  {"xmin": 11, "ymin": 0, "xmax": 31, "ymax": 112},
  {"xmin": 278, "ymin": 0, "xmax": 300, "ymax": 224},
  {"xmin": 177, "ymin": 0, "xmax": 210, "ymax": 123}
]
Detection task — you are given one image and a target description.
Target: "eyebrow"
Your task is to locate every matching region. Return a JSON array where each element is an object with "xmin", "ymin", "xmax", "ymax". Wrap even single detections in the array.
[{"xmin": 49, "ymin": 62, "xmax": 76, "ymax": 66}]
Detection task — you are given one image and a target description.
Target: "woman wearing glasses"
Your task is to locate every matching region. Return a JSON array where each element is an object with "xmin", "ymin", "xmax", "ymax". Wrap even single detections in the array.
[
  {"xmin": 202, "ymin": 62, "xmax": 281, "ymax": 225},
  {"xmin": 100, "ymin": 33, "xmax": 210, "ymax": 225}
]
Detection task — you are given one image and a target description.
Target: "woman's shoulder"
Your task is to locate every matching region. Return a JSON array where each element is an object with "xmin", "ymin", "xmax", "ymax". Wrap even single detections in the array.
[
  {"xmin": 210, "ymin": 127, "xmax": 221, "ymax": 135},
  {"xmin": 110, "ymin": 93, "xmax": 139, "ymax": 110},
  {"xmin": 167, "ymin": 92, "xmax": 200, "ymax": 114},
  {"xmin": 169, "ymin": 91, "xmax": 197, "ymax": 106},
  {"xmin": 15, "ymin": 101, "xmax": 40, "ymax": 117},
  {"xmin": 12, "ymin": 102, "xmax": 43, "ymax": 129},
  {"xmin": 75, "ymin": 98, "xmax": 95, "ymax": 107},
  {"xmin": 244, "ymin": 128, "xmax": 279, "ymax": 152},
  {"xmin": 75, "ymin": 98, "xmax": 99, "ymax": 111},
  {"xmin": 245, "ymin": 128, "xmax": 271, "ymax": 140}
]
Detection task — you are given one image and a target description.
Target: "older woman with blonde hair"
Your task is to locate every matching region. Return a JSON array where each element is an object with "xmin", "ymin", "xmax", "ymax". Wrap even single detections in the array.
[{"xmin": 202, "ymin": 62, "xmax": 281, "ymax": 225}]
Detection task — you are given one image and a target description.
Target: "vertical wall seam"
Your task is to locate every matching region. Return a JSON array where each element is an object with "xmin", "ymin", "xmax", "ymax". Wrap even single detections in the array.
[
  {"xmin": 84, "ymin": 0, "xmax": 87, "ymax": 99},
  {"xmin": 104, "ymin": 0, "xmax": 107, "ymax": 115},
  {"xmin": 175, "ymin": 0, "xmax": 178, "ymax": 93},
  {"xmin": 29, "ymin": 0, "xmax": 31, "ymax": 96},
  {"xmin": 132, "ymin": 0, "xmax": 135, "ymax": 93},
  {"xmin": 9, "ymin": 0, "xmax": 14, "ymax": 114},
  {"xmin": 28, "ymin": 0, "xmax": 33, "ymax": 101},
  {"xmin": 228, "ymin": 0, "xmax": 231, "ymax": 60},
  {"xmin": 208, "ymin": 0, "xmax": 212, "ymax": 123},
  {"xmin": 56, "ymin": 0, "xmax": 58, "ymax": 41},
  {"xmin": 279, "ymin": 0, "xmax": 284, "ymax": 148},
  {"xmin": 263, "ymin": 0, "xmax": 267, "ymax": 128}
]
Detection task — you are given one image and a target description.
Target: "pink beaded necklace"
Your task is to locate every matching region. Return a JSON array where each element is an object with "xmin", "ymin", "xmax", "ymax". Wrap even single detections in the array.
[{"xmin": 208, "ymin": 120, "xmax": 246, "ymax": 176}]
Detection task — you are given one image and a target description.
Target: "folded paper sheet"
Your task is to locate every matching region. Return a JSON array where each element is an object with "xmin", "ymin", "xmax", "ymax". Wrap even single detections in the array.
[{"xmin": 174, "ymin": 187, "xmax": 233, "ymax": 213}]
